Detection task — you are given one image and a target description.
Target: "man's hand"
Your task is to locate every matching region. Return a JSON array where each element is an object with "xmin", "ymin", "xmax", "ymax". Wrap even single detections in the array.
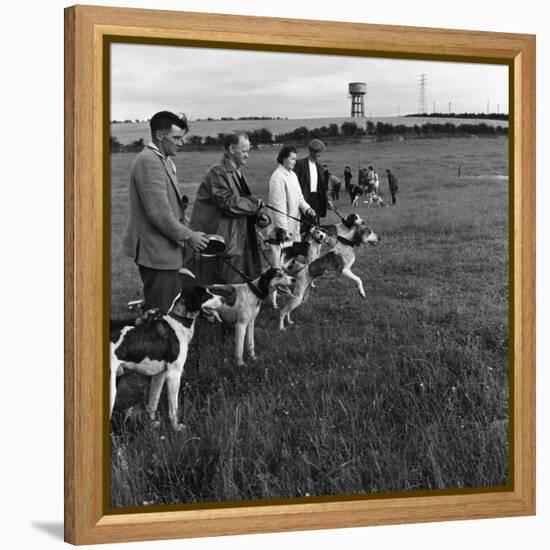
[
  {"xmin": 305, "ymin": 208, "xmax": 317, "ymax": 219},
  {"xmin": 187, "ymin": 231, "xmax": 209, "ymax": 252},
  {"xmin": 327, "ymin": 200, "xmax": 334, "ymax": 210},
  {"xmin": 256, "ymin": 212, "xmax": 271, "ymax": 229}
]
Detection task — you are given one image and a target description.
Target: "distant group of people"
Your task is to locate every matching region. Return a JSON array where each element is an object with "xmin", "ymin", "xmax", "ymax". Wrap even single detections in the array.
[
  {"xmin": 122, "ymin": 110, "xmax": 399, "ymax": 311},
  {"xmin": 316, "ymin": 164, "xmax": 399, "ymax": 208},
  {"xmin": 341, "ymin": 165, "xmax": 399, "ymax": 206}
]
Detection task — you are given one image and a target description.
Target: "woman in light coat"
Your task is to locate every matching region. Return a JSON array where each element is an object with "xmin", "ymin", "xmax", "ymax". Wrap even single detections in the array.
[{"xmin": 267, "ymin": 145, "xmax": 316, "ymax": 263}]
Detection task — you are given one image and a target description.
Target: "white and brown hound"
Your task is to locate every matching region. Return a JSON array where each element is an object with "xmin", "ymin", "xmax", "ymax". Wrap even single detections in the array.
[
  {"xmin": 211, "ymin": 267, "xmax": 295, "ymax": 365},
  {"xmin": 110, "ymin": 286, "xmax": 225, "ymax": 431},
  {"xmin": 279, "ymin": 224, "xmax": 379, "ymax": 330}
]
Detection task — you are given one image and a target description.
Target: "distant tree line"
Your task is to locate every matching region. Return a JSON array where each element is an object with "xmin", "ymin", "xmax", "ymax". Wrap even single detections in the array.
[
  {"xmin": 405, "ymin": 112, "xmax": 508, "ymax": 121},
  {"xmin": 110, "ymin": 120, "xmax": 508, "ymax": 152},
  {"xmin": 111, "ymin": 119, "xmax": 147, "ymax": 124},
  {"xmin": 196, "ymin": 116, "xmax": 288, "ymax": 121}
]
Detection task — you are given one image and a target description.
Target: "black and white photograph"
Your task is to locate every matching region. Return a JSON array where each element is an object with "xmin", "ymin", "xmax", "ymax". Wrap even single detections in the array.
[{"xmin": 108, "ymin": 41, "xmax": 510, "ymax": 508}]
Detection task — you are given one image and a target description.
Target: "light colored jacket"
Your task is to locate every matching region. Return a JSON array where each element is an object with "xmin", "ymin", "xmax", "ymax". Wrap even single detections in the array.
[
  {"xmin": 268, "ymin": 164, "xmax": 311, "ymax": 242},
  {"xmin": 122, "ymin": 144, "xmax": 193, "ymax": 270}
]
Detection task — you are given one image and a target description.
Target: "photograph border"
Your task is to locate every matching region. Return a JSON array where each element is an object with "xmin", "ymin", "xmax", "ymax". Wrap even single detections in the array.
[{"xmin": 64, "ymin": 5, "xmax": 535, "ymax": 545}]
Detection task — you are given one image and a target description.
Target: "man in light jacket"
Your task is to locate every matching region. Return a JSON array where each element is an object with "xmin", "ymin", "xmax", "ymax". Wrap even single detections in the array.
[
  {"xmin": 187, "ymin": 132, "xmax": 267, "ymax": 284},
  {"xmin": 122, "ymin": 111, "xmax": 208, "ymax": 310}
]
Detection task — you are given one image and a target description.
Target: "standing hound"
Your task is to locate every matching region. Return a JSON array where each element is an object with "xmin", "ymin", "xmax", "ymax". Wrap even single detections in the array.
[
  {"xmin": 110, "ymin": 286, "xmax": 225, "ymax": 431},
  {"xmin": 211, "ymin": 267, "xmax": 295, "ymax": 365}
]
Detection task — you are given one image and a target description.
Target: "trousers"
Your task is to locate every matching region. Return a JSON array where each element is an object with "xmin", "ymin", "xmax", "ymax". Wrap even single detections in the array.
[{"xmin": 138, "ymin": 265, "xmax": 180, "ymax": 311}]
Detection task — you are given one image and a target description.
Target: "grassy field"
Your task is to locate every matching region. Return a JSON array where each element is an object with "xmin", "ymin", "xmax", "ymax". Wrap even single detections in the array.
[{"xmin": 109, "ymin": 136, "xmax": 509, "ymax": 507}]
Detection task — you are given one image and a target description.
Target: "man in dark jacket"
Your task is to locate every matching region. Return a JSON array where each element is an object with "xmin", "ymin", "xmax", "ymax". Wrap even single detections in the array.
[
  {"xmin": 187, "ymin": 132, "xmax": 268, "ymax": 284},
  {"xmin": 293, "ymin": 139, "xmax": 331, "ymax": 225},
  {"xmin": 122, "ymin": 111, "xmax": 209, "ymax": 310},
  {"xmin": 386, "ymin": 168, "xmax": 399, "ymax": 205}
]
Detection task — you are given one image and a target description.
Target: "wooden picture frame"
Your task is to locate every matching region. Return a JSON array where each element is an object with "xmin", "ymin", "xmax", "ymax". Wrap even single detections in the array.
[{"xmin": 64, "ymin": 4, "xmax": 535, "ymax": 545}]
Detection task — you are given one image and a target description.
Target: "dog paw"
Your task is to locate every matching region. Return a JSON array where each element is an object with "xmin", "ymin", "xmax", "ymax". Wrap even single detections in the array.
[
  {"xmin": 151, "ymin": 420, "xmax": 161, "ymax": 429},
  {"xmin": 287, "ymin": 319, "xmax": 295, "ymax": 326}
]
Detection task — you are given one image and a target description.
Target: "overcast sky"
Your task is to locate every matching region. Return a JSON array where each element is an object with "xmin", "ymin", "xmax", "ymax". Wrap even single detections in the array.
[{"xmin": 111, "ymin": 43, "xmax": 509, "ymax": 121}]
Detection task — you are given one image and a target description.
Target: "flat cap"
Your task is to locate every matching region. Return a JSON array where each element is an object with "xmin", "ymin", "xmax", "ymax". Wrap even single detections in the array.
[{"xmin": 308, "ymin": 138, "xmax": 326, "ymax": 152}]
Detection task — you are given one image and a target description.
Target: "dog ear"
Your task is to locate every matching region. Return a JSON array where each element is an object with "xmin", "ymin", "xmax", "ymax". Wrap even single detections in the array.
[
  {"xmin": 258, "ymin": 267, "xmax": 278, "ymax": 295},
  {"xmin": 344, "ymin": 214, "xmax": 357, "ymax": 228},
  {"xmin": 173, "ymin": 286, "xmax": 207, "ymax": 315},
  {"xmin": 208, "ymin": 284, "xmax": 236, "ymax": 307},
  {"xmin": 353, "ymin": 227, "xmax": 369, "ymax": 246}
]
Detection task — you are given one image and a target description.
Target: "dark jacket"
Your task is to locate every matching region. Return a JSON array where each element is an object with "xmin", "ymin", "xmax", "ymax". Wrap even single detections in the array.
[
  {"xmin": 387, "ymin": 170, "xmax": 399, "ymax": 193},
  {"xmin": 187, "ymin": 154, "xmax": 262, "ymax": 284},
  {"xmin": 293, "ymin": 157, "xmax": 328, "ymax": 218}
]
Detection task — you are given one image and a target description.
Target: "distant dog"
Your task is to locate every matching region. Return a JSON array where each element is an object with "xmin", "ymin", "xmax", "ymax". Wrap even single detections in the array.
[
  {"xmin": 110, "ymin": 286, "xmax": 225, "ymax": 431},
  {"xmin": 212, "ymin": 267, "xmax": 296, "ymax": 365},
  {"xmin": 364, "ymin": 193, "xmax": 386, "ymax": 207},
  {"xmin": 349, "ymin": 183, "xmax": 364, "ymax": 206},
  {"xmin": 279, "ymin": 224, "xmax": 379, "ymax": 330}
]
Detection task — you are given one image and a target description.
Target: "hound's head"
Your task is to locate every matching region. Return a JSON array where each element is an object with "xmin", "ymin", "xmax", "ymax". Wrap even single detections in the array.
[
  {"xmin": 267, "ymin": 226, "xmax": 291, "ymax": 245},
  {"xmin": 343, "ymin": 213, "xmax": 363, "ymax": 229},
  {"xmin": 284, "ymin": 258, "xmax": 306, "ymax": 276},
  {"xmin": 303, "ymin": 226, "xmax": 328, "ymax": 244},
  {"xmin": 169, "ymin": 286, "xmax": 225, "ymax": 320},
  {"xmin": 311, "ymin": 228, "xmax": 328, "ymax": 244},
  {"xmin": 353, "ymin": 226, "xmax": 379, "ymax": 247},
  {"xmin": 258, "ymin": 267, "xmax": 296, "ymax": 297}
]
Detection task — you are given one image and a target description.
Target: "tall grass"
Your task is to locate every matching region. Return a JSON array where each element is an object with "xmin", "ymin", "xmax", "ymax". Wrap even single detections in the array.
[{"xmin": 110, "ymin": 136, "xmax": 509, "ymax": 506}]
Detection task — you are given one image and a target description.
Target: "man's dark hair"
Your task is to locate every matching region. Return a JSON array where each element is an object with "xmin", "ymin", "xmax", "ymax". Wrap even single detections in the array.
[
  {"xmin": 223, "ymin": 132, "xmax": 249, "ymax": 151},
  {"xmin": 276, "ymin": 145, "xmax": 297, "ymax": 165},
  {"xmin": 149, "ymin": 111, "xmax": 189, "ymax": 135}
]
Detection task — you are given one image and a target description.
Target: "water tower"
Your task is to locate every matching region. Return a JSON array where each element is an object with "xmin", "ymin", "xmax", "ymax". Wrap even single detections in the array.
[{"xmin": 348, "ymin": 82, "xmax": 367, "ymax": 117}]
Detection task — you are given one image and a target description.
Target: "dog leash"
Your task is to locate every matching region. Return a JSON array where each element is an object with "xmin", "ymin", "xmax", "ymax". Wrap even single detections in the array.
[
  {"xmin": 255, "ymin": 228, "xmax": 278, "ymax": 268},
  {"xmin": 264, "ymin": 203, "xmax": 318, "ymax": 229},
  {"xmin": 217, "ymin": 255, "xmax": 266, "ymax": 300},
  {"xmin": 330, "ymin": 204, "xmax": 347, "ymax": 224}
]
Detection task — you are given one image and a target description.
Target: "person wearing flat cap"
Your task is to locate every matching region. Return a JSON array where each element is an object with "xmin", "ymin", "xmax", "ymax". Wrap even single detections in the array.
[{"xmin": 293, "ymin": 138, "xmax": 332, "ymax": 225}]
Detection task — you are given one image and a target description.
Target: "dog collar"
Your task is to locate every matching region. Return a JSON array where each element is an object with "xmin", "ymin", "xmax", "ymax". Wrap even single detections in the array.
[
  {"xmin": 337, "ymin": 235, "xmax": 357, "ymax": 247},
  {"xmin": 168, "ymin": 311, "xmax": 195, "ymax": 328},
  {"xmin": 247, "ymin": 281, "xmax": 268, "ymax": 300}
]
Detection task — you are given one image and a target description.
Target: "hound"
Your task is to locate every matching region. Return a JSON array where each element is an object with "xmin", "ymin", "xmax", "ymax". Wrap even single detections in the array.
[
  {"xmin": 110, "ymin": 286, "xmax": 225, "ymax": 431},
  {"xmin": 212, "ymin": 267, "xmax": 295, "ymax": 365},
  {"xmin": 364, "ymin": 194, "xmax": 386, "ymax": 207},
  {"xmin": 266, "ymin": 225, "xmax": 327, "ymax": 309},
  {"xmin": 279, "ymin": 224, "xmax": 379, "ymax": 330}
]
